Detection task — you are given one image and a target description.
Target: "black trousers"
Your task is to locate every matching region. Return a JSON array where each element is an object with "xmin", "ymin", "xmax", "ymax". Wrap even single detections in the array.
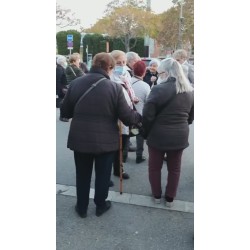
[
  {"xmin": 74, "ymin": 151, "xmax": 115, "ymax": 213},
  {"xmin": 136, "ymin": 133, "xmax": 144, "ymax": 157}
]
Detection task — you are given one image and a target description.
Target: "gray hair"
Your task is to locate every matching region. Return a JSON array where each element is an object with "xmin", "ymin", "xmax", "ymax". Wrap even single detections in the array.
[
  {"xmin": 173, "ymin": 49, "xmax": 188, "ymax": 61},
  {"xmin": 149, "ymin": 59, "xmax": 161, "ymax": 67},
  {"xmin": 126, "ymin": 51, "xmax": 140, "ymax": 63},
  {"xmin": 158, "ymin": 58, "xmax": 193, "ymax": 94},
  {"xmin": 181, "ymin": 64, "xmax": 189, "ymax": 79},
  {"xmin": 57, "ymin": 55, "xmax": 67, "ymax": 66}
]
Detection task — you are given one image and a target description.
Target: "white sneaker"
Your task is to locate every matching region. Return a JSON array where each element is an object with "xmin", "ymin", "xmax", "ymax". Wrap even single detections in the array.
[
  {"xmin": 166, "ymin": 201, "xmax": 173, "ymax": 208},
  {"xmin": 154, "ymin": 198, "xmax": 161, "ymax": 204}
]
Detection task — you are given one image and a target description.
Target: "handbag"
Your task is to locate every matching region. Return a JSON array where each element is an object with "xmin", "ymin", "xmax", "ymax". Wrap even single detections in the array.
[
  {"xmin": 129, "ymin": 103, "xmax": 140, "ymax": 137},
  {"xmin": 129, "ymin": 125, "xmax": 140, "ymax": 137}
]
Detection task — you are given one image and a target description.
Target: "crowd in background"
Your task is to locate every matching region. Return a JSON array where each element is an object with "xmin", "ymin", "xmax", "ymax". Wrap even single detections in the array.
[{"xmin": 56, "ymin": 49, "xmax": 194, "ymax": 217}]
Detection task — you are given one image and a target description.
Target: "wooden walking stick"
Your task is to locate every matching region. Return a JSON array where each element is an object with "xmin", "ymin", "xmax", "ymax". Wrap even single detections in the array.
[{"xmin": 119, "ymin": 121, "xmax": 123, "ymax": 195}]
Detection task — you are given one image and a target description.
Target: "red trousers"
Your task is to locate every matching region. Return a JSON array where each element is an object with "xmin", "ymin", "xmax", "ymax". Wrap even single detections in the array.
[{"xmin": 148, "ymin": 146, "xmax": 184, "ymax": 199}]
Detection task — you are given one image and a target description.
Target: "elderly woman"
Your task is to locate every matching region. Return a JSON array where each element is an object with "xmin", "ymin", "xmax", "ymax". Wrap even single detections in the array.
[
  {"xmin": 126, "ymin": 51, "xmax": 141, "ymax": 77},
  {"xmin": 110, "ymin": 50, "xmax": 139, "ymax": 180},
  {"xmin": 65, "ymin": 53, "xmax": 84, "ymax": 85},
  {"xmin": 56, "ymin": 55, "xmax": 69, "ymax": 122},
  {"xmin": 60, "ymin": 53, "xmax": 141, "ymax": 218},
  {"xmin": 173, "ymin": 49, "xmax": 194, "ymax": 85},
  {"xmin": 131, "ymin": 61, "xmax": 150, "ymax": 163},
  {"xmin": 143, "ymin": 59, "xmax": 161, "ymax": 88},
  {"xmin": 142, "ymin": 58, "xmax": 194, "ymax": 207},
  {"xmin": 56, "ymin": 55, "xmax": 67, "ymax": 108}
]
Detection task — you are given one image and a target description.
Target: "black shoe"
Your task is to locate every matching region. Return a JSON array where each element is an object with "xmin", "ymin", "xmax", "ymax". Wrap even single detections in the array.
[
  {"xmin": 136, "ymin": 156, "xmax": 146, "ymax": 164},
  {"xmin": 128, "ymin": 145, "xmax": 137, "ymax": 152},
  {"xmin": 114, "ymin": 172, "xmax": 130, "ymax": 179},
  {"xmin": 59, "ymin": 117, "xmax": 69, "ymax": 122},
  {"xmin": 96, "ymin": 201, "xmax": 111, "ymax": 217},
  {"xmin": 109, "ymin": 180, "xmax": 114, "ymax": 187},
  {"xmin": 75, "ymin": 205, "xmax": 87, "ymax": 218}
]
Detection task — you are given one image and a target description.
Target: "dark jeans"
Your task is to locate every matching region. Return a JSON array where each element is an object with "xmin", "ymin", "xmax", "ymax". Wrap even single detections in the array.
[
  {"xmin": 113, "ymin": 134, "xmax": 129, "ymax": 175},
  {"xmin": 136, "ymin": 133, "xmax": 144, "ymax": 157},
  {"xmin": 148, "ymin": 146, "xmax": 183, "ymax": 199},
  {"xmin": 74, "ymin": 151, "xmax": 115, "ymax": 212}
]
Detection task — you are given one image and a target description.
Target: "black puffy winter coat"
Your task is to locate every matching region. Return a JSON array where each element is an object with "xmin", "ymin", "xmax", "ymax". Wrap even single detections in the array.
[
  {"xmin": 56, "ymin": 64, "xmax": 67, "ymax": 98},
  {"xmin": 143, "ymin": 69, "xmax": 158, "ymax": 88},
  {"xmin": 60, "ymin": 67, "xmax": 142, "ymax": 154},
  {"xmin": 65, "ymin": 64, "xmax": 84, "ymax": 84}
]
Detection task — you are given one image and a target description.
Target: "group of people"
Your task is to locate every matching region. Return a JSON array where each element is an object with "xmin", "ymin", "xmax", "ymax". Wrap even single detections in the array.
[
  {"xmin": 56, "ymin": 53, "xmax": 88, "ymax": 121},
  {"xmin": 58, "ymin": 49, "xmax": 194, "ymax": 218}
]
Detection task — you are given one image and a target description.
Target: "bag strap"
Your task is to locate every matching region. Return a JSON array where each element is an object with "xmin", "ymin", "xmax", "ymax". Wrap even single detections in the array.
[
  {"xmin": 131, "ymin": 79, "xmax": 140, "ymax": 85},
  {"xmin": 75, "ymin": 78, "xmax": 106, "ymax": 108},
  {"xmin": 121, "ymin": 84, "xmax": 136, "ymax": 110},
  {"xmin": 69, "ymin": 66, "xmax": 76, "ymax": 77}
]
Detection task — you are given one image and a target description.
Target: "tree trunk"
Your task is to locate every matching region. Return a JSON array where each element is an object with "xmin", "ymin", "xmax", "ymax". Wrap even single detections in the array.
[{"xmin": 124, "ymin": 34, "xmax": 130, "ymax": 52}]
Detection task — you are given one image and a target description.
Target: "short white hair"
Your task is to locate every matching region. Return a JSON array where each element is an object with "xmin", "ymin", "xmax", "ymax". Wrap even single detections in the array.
[
  {"xmin": 57, "ymin": 55, "xmax": 67, "ymax": 66},
  {"xmin": 173, "ymin": 49, "xmax": 188, "ymax": 60},
  {"xmin": 126, "ymin": 51, "xmax": 140, "ymax": 63},
  {"xmin": 149, "ymin": 59, "xmax": 161, "ymax": 67},
  {"xmin": 158, "ymin": 58, "xmax": 193, "ymax": 94}
]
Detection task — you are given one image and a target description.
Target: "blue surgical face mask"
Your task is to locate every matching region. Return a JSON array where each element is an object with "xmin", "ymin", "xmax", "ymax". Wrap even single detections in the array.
[{"xmin": 114, "ymin": 66, "xmax": 126, "ymax": 76}]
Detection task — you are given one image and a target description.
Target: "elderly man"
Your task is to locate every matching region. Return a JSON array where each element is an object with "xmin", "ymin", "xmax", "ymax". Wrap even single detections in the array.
[
  {"xmin": 126, "ymin": 51, "xmax": 141, "ymax": 77},
  {"xmin": 125, "ymin": 51, "xmax": 141, "ymax": 153},
  {"xmin": 173, "ymin": 49, "xmax": 194, "ymax": 85}
]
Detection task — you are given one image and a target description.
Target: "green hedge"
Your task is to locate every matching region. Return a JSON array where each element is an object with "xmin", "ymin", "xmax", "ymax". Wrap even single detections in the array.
[
  {"xmin": 56, "ymin": 30, "xmax": 81, "ymax": 55},
  {"xmin": 56, "ymin": 31, "xmax": 145, "ymax": 61}
]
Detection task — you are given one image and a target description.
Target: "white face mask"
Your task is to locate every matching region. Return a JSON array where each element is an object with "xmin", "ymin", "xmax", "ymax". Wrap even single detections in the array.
[{"xmin": 114, "ymin": 66, "xmax": 126, "ymax": 76}]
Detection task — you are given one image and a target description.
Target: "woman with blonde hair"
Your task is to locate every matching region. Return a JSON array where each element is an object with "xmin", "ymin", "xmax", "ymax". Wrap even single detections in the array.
[
  {"xmin": 142, "ymin": 57, "xmax": 194, "ymax": 207},
  {"xmin": 109, "ymin": 50, "xmax": 139, "ymax": 181},
  {"xmin": 65, "ymin": 53, "xmax": 84, "ymax": 85}
]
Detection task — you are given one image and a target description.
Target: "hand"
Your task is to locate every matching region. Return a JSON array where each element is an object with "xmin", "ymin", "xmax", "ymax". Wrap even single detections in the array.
[
  {"xmin": 133, "ymin": 96, "xmax": 139, "ymax": 104},
  {"xmin": 151, "ymin": 76, "xmax": 157, "ymax": 82}
]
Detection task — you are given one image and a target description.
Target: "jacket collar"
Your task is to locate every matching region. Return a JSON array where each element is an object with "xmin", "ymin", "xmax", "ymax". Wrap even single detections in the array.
[{"xmin": 90, "ymin": 67, "xmax": 110, "ymax": 79}]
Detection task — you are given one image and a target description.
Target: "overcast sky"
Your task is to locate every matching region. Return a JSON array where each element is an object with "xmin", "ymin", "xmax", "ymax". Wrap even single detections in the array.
[{"xmin": 56, "ymin": 0, "xmax": 174, "ymax": 32}]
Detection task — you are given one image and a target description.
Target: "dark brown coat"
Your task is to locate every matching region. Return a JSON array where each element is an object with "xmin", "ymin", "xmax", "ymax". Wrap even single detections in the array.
[{"xmin": 60, "ymin": 68, "xmax": 141, "ymax": 154}]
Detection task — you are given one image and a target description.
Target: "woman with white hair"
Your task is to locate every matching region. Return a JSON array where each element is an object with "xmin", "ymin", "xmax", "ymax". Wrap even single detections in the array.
[
  {"xmin": 142, "ymin": 58, "xmax": 194, "ymax": 207},
  {"xmin": 143, "ymin": 59, "xmax": 161, "ymax": 88},
  {"xmin": 56, "ymin": 55, "xmax": 67, "ymax": 109}
]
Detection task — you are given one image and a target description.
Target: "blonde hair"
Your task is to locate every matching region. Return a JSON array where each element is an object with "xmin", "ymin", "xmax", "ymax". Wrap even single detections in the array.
[
  {"xmin": 69, "ymin": 53, "xmax": 80, "ymax": 63},
  {"xmin": 110, "ymin": 50, "xmax": 126, "ymax": 61},
  {"xmin": 159, "ymin": 58, "xmax": 193, "ymax": 94}
]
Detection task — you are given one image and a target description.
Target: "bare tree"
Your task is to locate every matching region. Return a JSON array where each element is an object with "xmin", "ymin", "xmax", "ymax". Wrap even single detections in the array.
[
  {"xmin": 56, "ymin": 4, "xmax": 80, "ymax": 28},
  {"xmin": 88, "ymin": 1, "xmax": 152, "ymax": 52}
]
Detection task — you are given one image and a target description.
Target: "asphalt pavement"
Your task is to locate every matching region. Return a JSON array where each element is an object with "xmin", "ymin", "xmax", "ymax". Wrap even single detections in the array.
[{"xmin": 56, "ymin": 108, "xmax": 194, "ymax": 250}]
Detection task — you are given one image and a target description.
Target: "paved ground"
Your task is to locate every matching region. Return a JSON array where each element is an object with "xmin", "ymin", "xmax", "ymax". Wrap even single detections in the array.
[
  {"xmin": 57, "ymin": 195, "xmax": 194, "ymax": 250},
  {"xmin": 56, "ymin": 108, "xmax": 194, "ymax": 250}
]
